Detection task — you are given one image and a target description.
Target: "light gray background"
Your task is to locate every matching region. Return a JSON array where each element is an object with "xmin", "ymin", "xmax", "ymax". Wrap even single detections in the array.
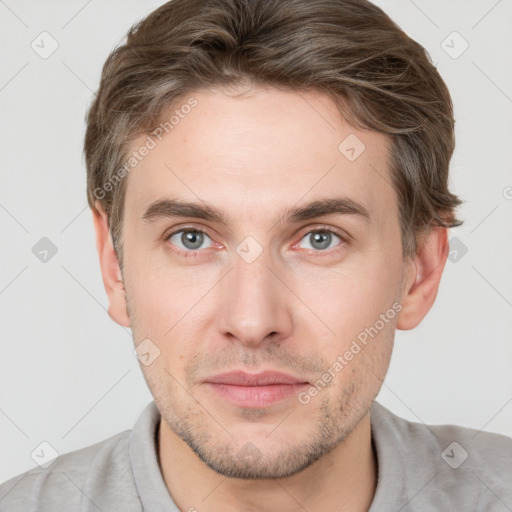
[{"xmin": 1, "ymin": 0, "xmax": 511, "ymax": 483}]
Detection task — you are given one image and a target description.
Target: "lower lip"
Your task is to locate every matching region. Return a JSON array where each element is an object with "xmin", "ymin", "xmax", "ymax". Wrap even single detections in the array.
[{"xmin": 205, "ymin": 383, "xmax": 310, "ymax": 408}]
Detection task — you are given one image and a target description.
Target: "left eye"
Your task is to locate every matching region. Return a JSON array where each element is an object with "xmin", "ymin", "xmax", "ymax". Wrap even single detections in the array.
[
  {"xmin": 168, "ymin": 229, "xmax": 213, "ymax": 251},
  {"xmin": 298, "ymin": 230, "xmax": 343, "ymax": 251}
]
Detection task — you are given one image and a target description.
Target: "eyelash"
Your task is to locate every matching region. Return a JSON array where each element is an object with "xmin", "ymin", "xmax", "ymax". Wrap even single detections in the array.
[{"xmin": 163, "ymin": 225, "xmax": 349, "ymax": 259}]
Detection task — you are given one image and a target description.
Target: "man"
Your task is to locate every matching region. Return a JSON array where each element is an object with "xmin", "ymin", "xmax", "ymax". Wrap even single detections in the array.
[{"xmin": 1, "ymin": 0, "xmax": 510, "ymax": 510}]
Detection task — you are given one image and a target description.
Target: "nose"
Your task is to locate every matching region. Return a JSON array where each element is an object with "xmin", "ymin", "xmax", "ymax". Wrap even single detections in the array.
[{"xmin": 216, "ymin": 249, "xmax": 293, "ymax": 348}]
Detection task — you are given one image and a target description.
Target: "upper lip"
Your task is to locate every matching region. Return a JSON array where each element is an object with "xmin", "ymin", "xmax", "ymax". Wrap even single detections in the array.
[{"xmin": 204, "ymin": 370, "xmax": 309, "ymax": 386}]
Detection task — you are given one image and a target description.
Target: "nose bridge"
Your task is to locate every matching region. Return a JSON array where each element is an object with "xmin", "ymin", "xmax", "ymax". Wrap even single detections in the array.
[{"xmin": 217, "ymin": 245, "xmax": 292, "ymax": 345}]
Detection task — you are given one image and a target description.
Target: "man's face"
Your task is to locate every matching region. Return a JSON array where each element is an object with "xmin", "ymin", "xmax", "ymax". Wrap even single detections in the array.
[{"xmin": 121, "ymin": 87, "xmax": 409, "ymax": 478}]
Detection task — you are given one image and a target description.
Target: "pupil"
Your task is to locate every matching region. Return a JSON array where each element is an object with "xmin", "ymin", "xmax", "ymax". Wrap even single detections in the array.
[
  {"xmin": 311, "ymin": 232, "xmax": 331, "ymax": 250},
  {"xmin": 182, "ymin": 231, "xmax": 203, "ymax": 249}
]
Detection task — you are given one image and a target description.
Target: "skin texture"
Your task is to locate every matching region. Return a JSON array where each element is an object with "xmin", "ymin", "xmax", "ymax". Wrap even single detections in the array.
[{"xmin": 93, "ymin": 86, "xmax": 449, "ymax": 512}]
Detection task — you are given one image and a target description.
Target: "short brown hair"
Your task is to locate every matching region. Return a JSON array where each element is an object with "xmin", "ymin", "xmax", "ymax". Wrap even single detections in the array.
[{"xmin": 84, "ymin": 0, "xmax": 462, "ymax": 266}]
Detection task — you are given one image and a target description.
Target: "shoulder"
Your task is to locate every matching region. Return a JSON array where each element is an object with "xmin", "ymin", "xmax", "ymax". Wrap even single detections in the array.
[
  {"xmin": 370, "ymin": 401, "xmax": 512, "ymax": 511},
  {"xmin": 373, "ymin": 401, "xmax": 512, "ymax": 471},
  {"xmin": 0, "ymin": 429, "xmax": 140, "ymax": 512}
]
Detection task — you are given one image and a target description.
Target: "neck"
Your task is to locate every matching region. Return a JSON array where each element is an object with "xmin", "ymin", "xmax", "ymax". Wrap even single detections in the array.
[{"xmin": 158, "ymin": 412, "xmax": 377, "ymax": 512}]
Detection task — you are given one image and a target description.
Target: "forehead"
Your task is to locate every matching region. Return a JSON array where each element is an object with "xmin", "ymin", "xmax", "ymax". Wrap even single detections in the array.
[{"xmin": 124, "ymin": 87, "xmax": 396, "ymax": 227}]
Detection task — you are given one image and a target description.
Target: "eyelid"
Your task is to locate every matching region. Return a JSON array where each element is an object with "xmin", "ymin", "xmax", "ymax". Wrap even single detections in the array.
[
  {"xmin": 295, "ymin": 224, "xmax": 351, "ymax": 243},
  {"xmin": 164, "ymin": 224, "xmax": 214, "ymax": 241}
]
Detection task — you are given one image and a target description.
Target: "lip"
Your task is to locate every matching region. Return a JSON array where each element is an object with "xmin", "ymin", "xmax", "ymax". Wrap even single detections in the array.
[
  {"xmin": 204, "ymin": 370, "xmax": 308, "ymax": 386},
  {"xmin": 203, "ymin": 371, "xmax": 310, "ymax": 408}
]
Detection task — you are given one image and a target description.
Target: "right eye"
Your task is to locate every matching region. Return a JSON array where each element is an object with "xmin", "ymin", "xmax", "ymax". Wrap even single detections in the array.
[{"xmin": 166, "ymin": 229, "xmax": 214, "ymax": 252}]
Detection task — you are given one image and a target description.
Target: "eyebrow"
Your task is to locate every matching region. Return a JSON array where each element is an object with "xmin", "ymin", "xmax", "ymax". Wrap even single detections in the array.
[{"xmin": 141, "ymin": 197, "xmax": 371, "ymax": 225}]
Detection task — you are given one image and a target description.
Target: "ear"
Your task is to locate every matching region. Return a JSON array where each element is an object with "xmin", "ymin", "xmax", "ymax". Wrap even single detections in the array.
[
  {"xmin": 396, "ymin": 226, "xmax": 449, "ymax": 330},
  {"xmin": 92, "ymin": 201, "xmax": 131, "ymax": 328}
]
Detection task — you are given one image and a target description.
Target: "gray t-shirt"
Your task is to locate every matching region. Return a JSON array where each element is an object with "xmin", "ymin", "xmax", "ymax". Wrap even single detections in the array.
[{"xmin": 1, "ymin": 400, "xmax": 510, "ymax": 511}]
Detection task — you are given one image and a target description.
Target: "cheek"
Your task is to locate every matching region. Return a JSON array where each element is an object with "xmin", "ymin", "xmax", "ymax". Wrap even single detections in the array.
[
  {"xmin": 124, "ymin": 247, "xmax": 216, "ymax": 332},
  {"xmin": 287, "ymin": 257, "xmax": 401, "ymax": 393},
  {"xmin": 322, "ymin": 313, "xmax": 396, "ymax": 402},
  {"xmin": 124, "ymin": 261, "xmax": 218, "ymax": 379},
  {"xmin": 292, "ymin": 257, "xmax": 402, "ymax": 336}
]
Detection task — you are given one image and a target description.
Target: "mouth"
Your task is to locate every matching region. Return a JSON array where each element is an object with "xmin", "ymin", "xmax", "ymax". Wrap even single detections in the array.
[{"xmin": 203, "ymin": 370, "xmax": 310, "ymax": 408}]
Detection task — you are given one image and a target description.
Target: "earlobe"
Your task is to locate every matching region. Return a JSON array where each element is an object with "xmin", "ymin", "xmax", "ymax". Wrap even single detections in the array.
[
  {"xmin": 396, "ymin": 227, "xmax": 449, "ymax": 330},
  {"xmin": 92, "ymin": 201, "xmax": 131, "ymax": 328}
]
